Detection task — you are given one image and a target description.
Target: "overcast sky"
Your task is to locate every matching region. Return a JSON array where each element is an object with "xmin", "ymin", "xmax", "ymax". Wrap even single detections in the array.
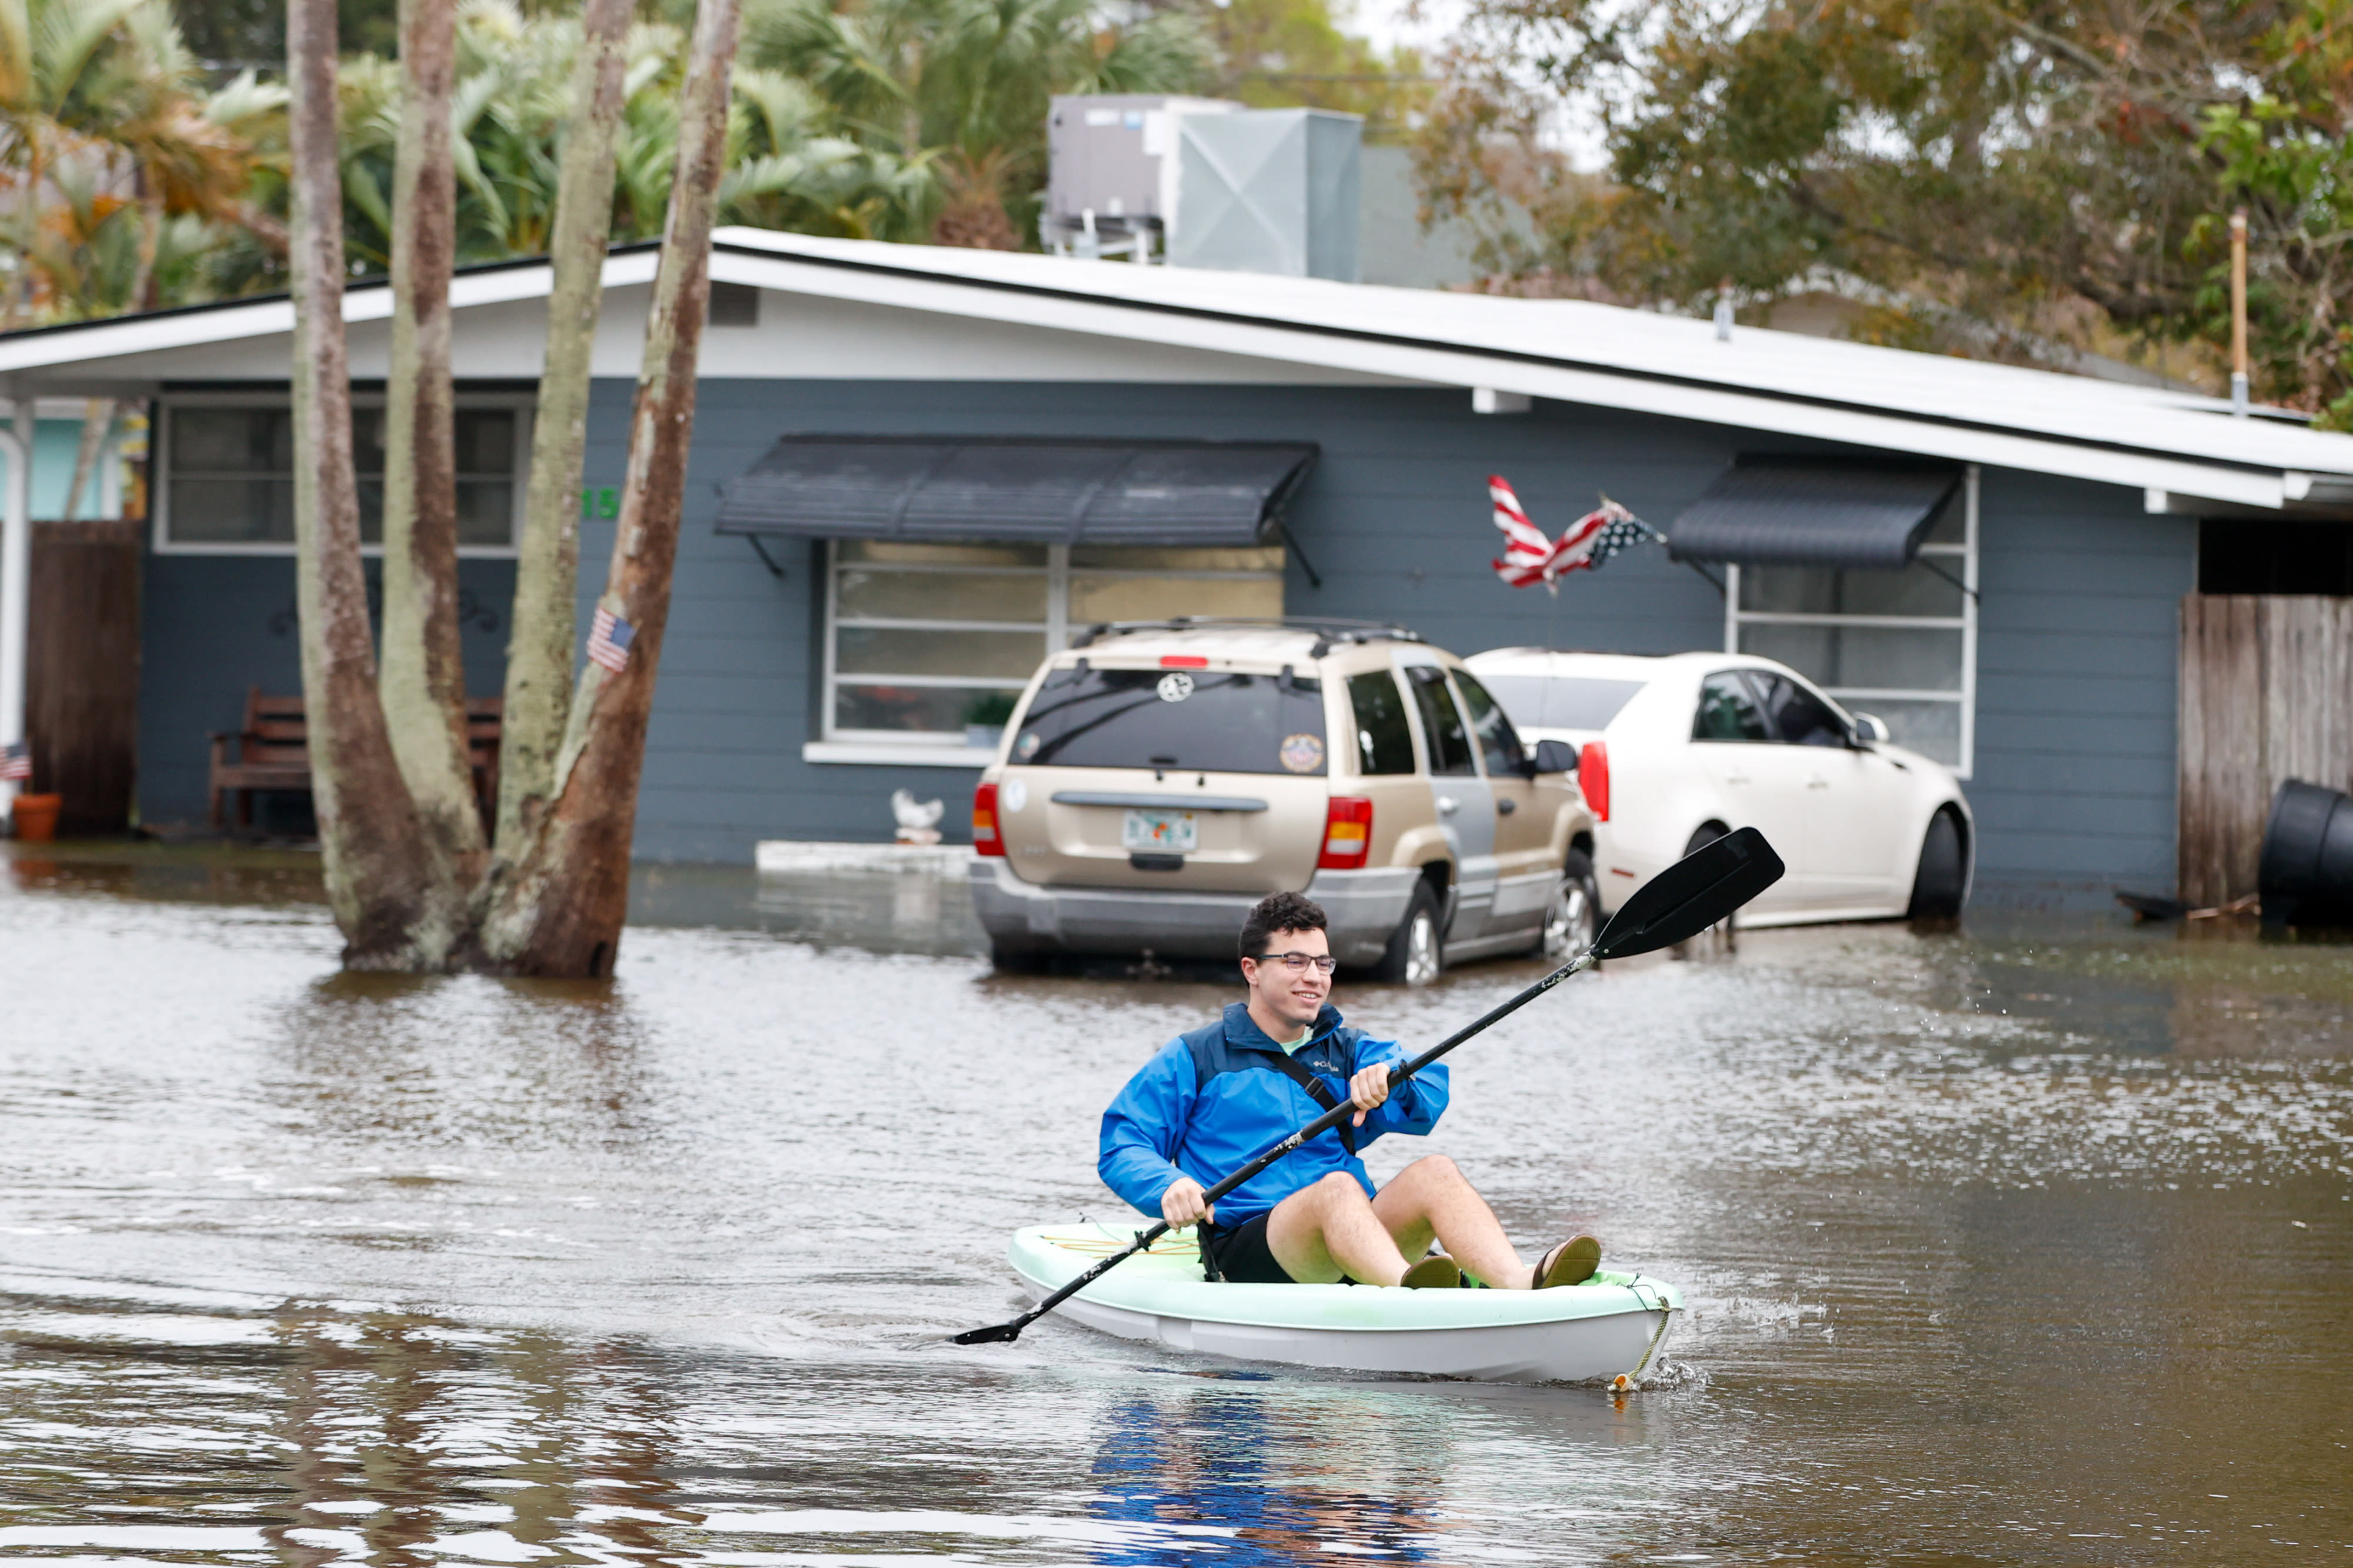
[{"xmin": 1350, "ymin": 0, "xmax": 1462, "ymax": 56}]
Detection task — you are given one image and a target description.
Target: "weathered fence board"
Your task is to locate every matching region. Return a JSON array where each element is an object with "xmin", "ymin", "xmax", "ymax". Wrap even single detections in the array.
[{"xmin": 2178, "ymin": 594, "xmax": 2353, "ymax": 906}]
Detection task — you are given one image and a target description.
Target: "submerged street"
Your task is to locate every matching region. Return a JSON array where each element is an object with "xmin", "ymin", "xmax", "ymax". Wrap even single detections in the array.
[{"xmin": 0, "ymin": 844, "xmax": 2347, "ymax": 1564}]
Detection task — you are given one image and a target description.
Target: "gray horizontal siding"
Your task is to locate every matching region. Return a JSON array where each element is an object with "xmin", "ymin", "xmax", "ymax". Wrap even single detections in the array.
[
  {"xmin": 133, "ymin": 376, "xmax": 2196, "ymax": 906},
  {"xmin": 1968, "ymin": 471, "xmax": 2191, "ymax": 902},
  {"xmin": 589, "ymin": 380, "xmax": 1744, "ymax": 863},
  {"xmin": 138, "ymin": 554, "xmax": 515, "ymax": 829}
]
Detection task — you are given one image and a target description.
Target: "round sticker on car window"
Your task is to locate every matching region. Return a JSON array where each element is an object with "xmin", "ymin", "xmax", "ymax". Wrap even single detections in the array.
[
  {"xmin": 1279, "ymin": 733, "xmax": 1325, "ymax": 773},
  {"xmin": 1156, "ymin": 672, "xmax": 1195, "ymax": 703},
  {"xmin": 1015, "ymin": 730, "xmax": 1041, "ymax": 760}
]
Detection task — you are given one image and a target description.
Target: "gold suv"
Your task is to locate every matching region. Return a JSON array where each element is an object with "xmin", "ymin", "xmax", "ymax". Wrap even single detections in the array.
[{"xmin": 969, "ymin": 620, "xmax": 1600, "ymax": 983}]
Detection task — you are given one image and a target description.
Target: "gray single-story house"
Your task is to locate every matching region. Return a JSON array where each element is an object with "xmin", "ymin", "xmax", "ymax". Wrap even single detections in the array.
[{"xmin": 6, "ymin": 227, "xmax": 2352, "ymax": 904}]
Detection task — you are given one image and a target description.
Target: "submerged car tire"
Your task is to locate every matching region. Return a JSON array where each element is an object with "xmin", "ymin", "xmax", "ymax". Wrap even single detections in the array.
[
  {"xmin": 1374, "ymin": 881, "xmax": 1445, "ymax": 986},
  {"xmin": 1538, "ymin": 850, "xmax": 1601, "ymax": 962},
  {"xmin": 988, "ymin": 942, "xmax": 1052, "ymax": 975},
  {"xmin": 1907, "ymin": 809, "xmax": 1968, "ymax": 920}
]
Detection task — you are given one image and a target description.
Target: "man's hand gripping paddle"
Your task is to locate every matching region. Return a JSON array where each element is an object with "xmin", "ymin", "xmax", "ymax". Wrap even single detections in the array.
[{"xmin": 950, "ymin": 826, "xmax": 1784, "ymax": 1346}]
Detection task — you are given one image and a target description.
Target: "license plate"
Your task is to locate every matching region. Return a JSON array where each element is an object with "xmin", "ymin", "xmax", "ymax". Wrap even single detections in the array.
[{"xmin": 1122, "ymin": 809, "xmax": 1198, "ymax": 853}]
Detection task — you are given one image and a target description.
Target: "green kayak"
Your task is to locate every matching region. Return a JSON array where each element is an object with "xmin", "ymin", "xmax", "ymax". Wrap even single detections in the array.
[{"xmin": 1006, "ymin": 1220, "xmax": 1684, "ymax": 1384}]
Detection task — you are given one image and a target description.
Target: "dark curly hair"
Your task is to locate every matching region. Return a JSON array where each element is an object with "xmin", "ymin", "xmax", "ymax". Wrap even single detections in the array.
[{"xmin": 1240, "ymin": 890, "xmax": 1328, "ymax": 963}]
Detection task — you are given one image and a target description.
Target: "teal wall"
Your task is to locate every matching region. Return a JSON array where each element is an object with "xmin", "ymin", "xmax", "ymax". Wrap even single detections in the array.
[{"xmin": 0, "ymin": 416, "xmax": 119, "ymax": 519}]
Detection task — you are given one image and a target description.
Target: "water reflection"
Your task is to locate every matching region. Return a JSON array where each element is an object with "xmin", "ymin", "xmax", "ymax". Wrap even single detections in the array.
[
  {"xmin": 1, "ymin": 842, "xmax": 2348, "ymax": 1563},
  {"xmin": 1089, "ymin": 1389, "xmax": 1437, "ymax": 1564}
]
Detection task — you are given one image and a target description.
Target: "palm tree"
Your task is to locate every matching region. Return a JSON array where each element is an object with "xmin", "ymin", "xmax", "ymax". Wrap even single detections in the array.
[
  {"xmin": 0, "ymin": 0, "xmax": 279, "ymax": 322},
  {"xmin": 742, "ymin": 0, "xmax": 1207, "ymax": 248},
  {"xmin": 331, "ymin": 1, "xmax": 939, "ymax": 271}
]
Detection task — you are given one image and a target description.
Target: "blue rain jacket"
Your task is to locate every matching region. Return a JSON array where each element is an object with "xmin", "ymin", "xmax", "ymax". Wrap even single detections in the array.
[{"xmin": 1098, "ymin": 1002, "xmax": 1448, "ymax": 1230}]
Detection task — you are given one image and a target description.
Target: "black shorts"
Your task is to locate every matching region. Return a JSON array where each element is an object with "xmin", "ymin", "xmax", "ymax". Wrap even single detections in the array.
[{"xmin": 1200, "ymin": 1212, "xmax": 1295, "ymax": 1283}]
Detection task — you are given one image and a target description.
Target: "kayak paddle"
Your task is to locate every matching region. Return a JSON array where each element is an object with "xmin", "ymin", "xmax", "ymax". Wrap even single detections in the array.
[{"xmin": 950, "ymin": 825, "xmax": 1784, "ymax": 1346}]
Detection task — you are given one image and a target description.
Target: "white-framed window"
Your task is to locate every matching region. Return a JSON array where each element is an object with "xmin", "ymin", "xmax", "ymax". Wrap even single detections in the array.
[
  {"xmin": 1724, "ymin": 465, "xmax": 1978, "ymax": 775},
  {"xmin": 154, "ymin": 392, "xmax": 533, "ymax": 556},
  {"xmin": 811, "ymin": 539, "xmax": 1285, "ymax": 763}
]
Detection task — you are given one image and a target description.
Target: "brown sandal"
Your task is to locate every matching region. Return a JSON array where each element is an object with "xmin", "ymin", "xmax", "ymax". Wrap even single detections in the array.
[
  {"xmin": 1401, "ymin": 1255, "xmax": 1463, "ymax": 1289},
  {"xmin": 1533, "ymin": 1235, "xmax": 1601, "ymax": 1289}
]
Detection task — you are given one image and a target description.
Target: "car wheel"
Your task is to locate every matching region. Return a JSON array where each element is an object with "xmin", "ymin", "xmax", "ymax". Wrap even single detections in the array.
[
  {"xmin": 1539, "ymin": 850, "xmax": 1601, "ymax": 962},
  {"xmin": 988, "ymin": 942, "xmax": 1051, "ymax": 975},
  {"xmin": 1375, "ymin": 881, "xmax": 1445, "ymax": 986},
  {"xmin": 1907, "ymin": 810, "xmax": 1968, "ymax": 920},
  {"xmin": 1677, "ymin": 823, "xmax": 1735, "ymax": 945}
]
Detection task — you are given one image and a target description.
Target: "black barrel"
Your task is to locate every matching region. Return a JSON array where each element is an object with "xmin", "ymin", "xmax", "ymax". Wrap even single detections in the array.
[{"xmin": 2258, "ymin": 779, "xmax": 2353, "ymax": 927}]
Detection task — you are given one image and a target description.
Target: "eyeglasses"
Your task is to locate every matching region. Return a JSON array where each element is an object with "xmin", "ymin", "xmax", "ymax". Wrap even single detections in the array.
[{"xmin": 1254, "ymin": 952, "xmax": 1337, "ymax": 975}]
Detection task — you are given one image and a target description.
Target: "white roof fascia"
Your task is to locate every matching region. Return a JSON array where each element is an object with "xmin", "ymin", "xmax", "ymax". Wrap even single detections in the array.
[
  {"xmin": 0, "ymin": 229, "xmax": 2321, "ymax": 509},
  {"xmin": 0, "ymin": 252, "xmax": 660, "ymax": 379},
  {"xmin": 0, "ymin": 296, "xmax": 294, "ymax": 375},
  {"xmin": 705, "ymin": 245, "xmax": 2294, "ymax": 509},
  {"xmin": 714, "ymin": 227, "xmax": 2353, "ymax": 480}
]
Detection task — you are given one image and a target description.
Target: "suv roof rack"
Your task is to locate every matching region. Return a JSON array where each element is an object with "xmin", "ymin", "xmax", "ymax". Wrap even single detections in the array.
[{"xmin": 1068, "ymin": 617, "xmax": 1424, "ymax": 659}]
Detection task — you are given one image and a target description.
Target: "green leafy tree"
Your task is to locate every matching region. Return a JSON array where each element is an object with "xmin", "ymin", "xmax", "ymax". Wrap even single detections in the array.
[
  {"xmin": 1417, "ymin": 0, "xmax": 2347, "ymax": 401},
  {"xmin": 0, "ymin": 0, "xmax": 284, "ymax": 322},
  {"xmin": 1194, "ymin": 0, "xmax": 1428, "ymax": 143},
  {"xmin": 742, "ymin": 0, "xmax": 1208, "ymax": 246},
  {"xmin": 326, "ymin": 0, "xmax": 939, "ymax": 272},
  {"xmin": 174, "ymin": 0, "xmax": 399, "ymax": 64},
  {"xmin": 2196, "ymin": 6, "xmax": 2353, "ymax": 422}
]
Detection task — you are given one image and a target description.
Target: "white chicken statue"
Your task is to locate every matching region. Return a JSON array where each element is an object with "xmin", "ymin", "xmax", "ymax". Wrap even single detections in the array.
[{"xmin": 891, "ymin": 788, "xmax": 945, "ymax": 845}]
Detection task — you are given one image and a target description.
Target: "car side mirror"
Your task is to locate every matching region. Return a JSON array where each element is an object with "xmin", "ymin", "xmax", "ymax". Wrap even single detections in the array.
[
  {"xmin": 1528, "ymin": 738, "xmax": 1579, "ymax": 775},
  {"xmin": 1850, "ymin": 712, "xmax": 1890, "ymax": 746}
]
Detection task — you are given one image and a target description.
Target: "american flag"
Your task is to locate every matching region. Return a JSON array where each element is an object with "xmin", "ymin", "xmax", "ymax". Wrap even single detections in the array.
[
  {"xmin": 1490, "ymin": 475, "xmax": 1553, "ymax": 582},
  {"xmin": 1488, "ymin": 478, "xmax": 1660, "ymax": 593},
  {"xmin": 1, "ymin": 740, "xmax": 28, "ymax": 782},
  {"xmin": 586, "ymin": 606, "xmax": 636, "ymax": 675}
]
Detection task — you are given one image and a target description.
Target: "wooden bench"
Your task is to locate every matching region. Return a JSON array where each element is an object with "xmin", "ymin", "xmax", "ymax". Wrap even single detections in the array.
[{"xmin": 209, "ymin": 686, "xmax": 504, "ymax": 831}]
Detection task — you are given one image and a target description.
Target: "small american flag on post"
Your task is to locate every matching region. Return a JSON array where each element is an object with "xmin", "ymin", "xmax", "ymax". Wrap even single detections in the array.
[
  {"xmin": 1489, "ymin": 477, "xmax": 1662, "ymax": 594},
  {"xmin": 586, "ymin": 606, "xmax": 636, "ymax": 675},
  {"xmin": 1, "ymin": 740, "xmax": 28, "ymax": 781}
]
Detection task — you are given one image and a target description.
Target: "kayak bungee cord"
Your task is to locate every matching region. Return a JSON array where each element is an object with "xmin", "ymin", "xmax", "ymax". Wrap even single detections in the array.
[{"xmin": 949, "ymin": 826, "xmax": 1784, "ymax": 1348}]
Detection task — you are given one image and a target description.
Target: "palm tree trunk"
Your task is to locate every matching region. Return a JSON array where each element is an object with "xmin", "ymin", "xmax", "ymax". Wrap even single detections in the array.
[
  {"xmin": 378, "ymin": 0, "xmax": 485, "ymax": 881},
  {"xmin": 492, "ymin": 0, "xmax": 634, "ymax": 858},
  {"xmin": 11, "ymin": 129, "xmax": 42, "ymax": 329},
  {"xmin": 478, "ymin": 0, "xmax": 745, "ymax": 977},
  {"xmin": 287, "ymin": 0, "xmax": 444, "ymax": 968},
  {"xmin": 129, "ymin": 165, "xmax": 161, "ymax": 314},
  {"xmin": 59, "ymin": 400, "xmax": 111, "ymax": 525}
]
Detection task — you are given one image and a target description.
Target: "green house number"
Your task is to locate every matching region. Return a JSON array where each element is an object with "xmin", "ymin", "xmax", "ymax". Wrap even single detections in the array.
[{"xmin": 580, "ymin": 486, "xmax": 620, "ymax": 519}]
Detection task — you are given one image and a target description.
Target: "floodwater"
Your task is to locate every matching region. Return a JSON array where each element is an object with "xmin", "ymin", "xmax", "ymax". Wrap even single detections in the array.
[{"xmin": 1, "ymin": 842, "xmax": 2348, "ymax": 1566}]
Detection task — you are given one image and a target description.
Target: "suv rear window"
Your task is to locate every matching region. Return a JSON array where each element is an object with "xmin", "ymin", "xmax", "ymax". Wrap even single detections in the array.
[
  {"xmin": 1347, "ymin": 671, "xmax": 1417, "ymax": 775},
  {"xmin": 1477, "ymin": 673, "xmax": 1647, "ymax": 732},
  {"xmin": 1012, "ymin": 666, "xmax": 1327, "ymax": 775}
]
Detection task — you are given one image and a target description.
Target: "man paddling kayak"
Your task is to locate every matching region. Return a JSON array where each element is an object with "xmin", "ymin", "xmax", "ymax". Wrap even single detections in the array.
[{"xmin": 1098, "ymin": 891, "xmax": 1601, "ymax": 1290}]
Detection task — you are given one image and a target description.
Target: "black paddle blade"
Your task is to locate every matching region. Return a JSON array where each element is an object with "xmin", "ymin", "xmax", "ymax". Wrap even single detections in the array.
[
  {"xmin": 949, "ymin": 1320, "xmax": 1026, "ymax": 1345},
  {"xmin": 1591, "ymin": 826, "xmax": 1783, "ymax": 961}
]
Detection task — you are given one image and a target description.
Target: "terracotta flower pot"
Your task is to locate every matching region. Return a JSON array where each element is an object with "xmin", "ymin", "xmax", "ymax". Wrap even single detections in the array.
[{"xmin": 10, "ymin": 793, "xmax": 61, "ymax": 843}]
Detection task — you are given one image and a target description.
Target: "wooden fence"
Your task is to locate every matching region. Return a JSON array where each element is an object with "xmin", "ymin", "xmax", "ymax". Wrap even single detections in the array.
[
  {"xmin": 26, "ymin": 519, "xmax": 141, "ymax": 834},
  {"xmin": 2178, "ymin": 594, "xmax": 2353, "ymax": 907}
]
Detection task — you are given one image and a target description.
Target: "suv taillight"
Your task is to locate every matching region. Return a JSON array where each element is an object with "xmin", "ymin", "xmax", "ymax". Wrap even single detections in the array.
[
  {"xmin": 1319, "ymin": 797, "xmax": 1373, "ymax": 870},
  {"xmin": 1579, "ymin": 742, "xmax": 1610, "ymax": 823},
  {"xmin": 972, "ymin": 782, "xmax": 1005, "ymax": 856}
]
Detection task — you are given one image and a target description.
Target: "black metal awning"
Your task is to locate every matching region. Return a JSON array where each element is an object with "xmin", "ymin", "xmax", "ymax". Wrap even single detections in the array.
[
  {"xmin": 1668, "ymin": 458, "xmax": 1962, "ymax": 569},
  {"xmin": 714, "ymin": 436, "xmax": 1319, "ymax": 546}
]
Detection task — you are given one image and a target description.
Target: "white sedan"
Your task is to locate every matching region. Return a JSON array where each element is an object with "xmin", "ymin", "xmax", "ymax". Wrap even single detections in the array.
[{"xmin": 1464, "ymin": 649, "xmax": 1972, "ymax": 925}]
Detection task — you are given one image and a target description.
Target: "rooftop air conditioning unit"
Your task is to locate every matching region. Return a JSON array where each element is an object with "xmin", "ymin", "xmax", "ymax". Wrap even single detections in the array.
[
  {"xmin": 1044, "ymin": 98, "xmax": 1362, "ymax": 281},
  {"xmin": 1044, "ymin": 95, "xmax": 1240, "ymax": 262},
  {"xmin": 1167, "ymin": 108, "xmax": 1361, "ymax": 282}
]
